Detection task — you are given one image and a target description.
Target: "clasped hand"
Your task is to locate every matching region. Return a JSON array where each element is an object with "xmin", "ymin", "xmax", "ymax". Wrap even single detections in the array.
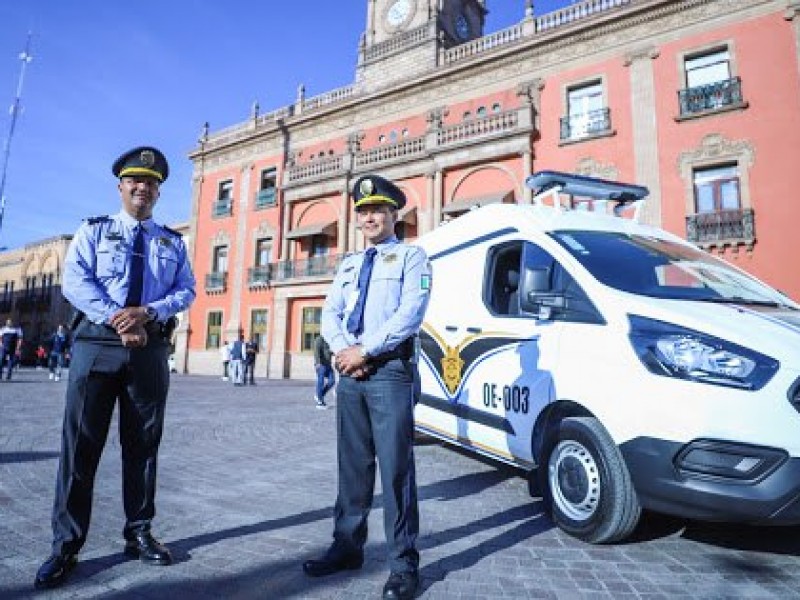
[
  {"xmin": 109, "ymin": 307, "xmax": 148, "ymax": 348},
  {"xmin": 335, "ymin": 345, "xmax": 369, "ymax": 379}
]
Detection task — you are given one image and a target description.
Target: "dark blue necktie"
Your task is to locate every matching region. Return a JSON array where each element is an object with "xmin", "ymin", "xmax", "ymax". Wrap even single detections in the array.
[
  {"xmin": 125, "ymin": 225, "xmax": 145, "ymax": 307},
  {"xmin": 346, "ymin": 247, "xmax": 377, "ymax": 335}
]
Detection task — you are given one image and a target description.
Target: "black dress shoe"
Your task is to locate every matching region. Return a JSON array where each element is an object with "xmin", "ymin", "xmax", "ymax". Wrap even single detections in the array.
[
  {"xmin": 34, "ymin": 553, "xmax": 77, "ymax": 589},
  {"xmin": 124, "ymin": 531, "xmax": 173, "ymax": 565},
  {"xmin": 382, "ymin": 571, "xmax": 419, "ymax": 600},
  {"xmin": 302, "ymin": 551, "xmax": 363, "ymax": 577}
]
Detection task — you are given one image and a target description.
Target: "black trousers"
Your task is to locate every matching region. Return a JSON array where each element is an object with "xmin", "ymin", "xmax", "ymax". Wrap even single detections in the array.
[
  {"xmin": 50, "ymin": 339, "xmax": 169, "ymax": 556},
  {"xmin": 332, "ymin": 358, "xmax": 419, "ymax": 574}
]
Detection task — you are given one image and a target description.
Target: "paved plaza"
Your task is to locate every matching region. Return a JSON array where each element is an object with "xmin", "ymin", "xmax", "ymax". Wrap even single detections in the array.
[{"xmin": 1, "ymin": 370, "xmax": 800, "ymax": 599}]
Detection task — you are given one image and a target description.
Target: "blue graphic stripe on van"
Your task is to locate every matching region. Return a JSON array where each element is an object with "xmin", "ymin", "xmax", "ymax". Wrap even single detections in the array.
[
  {"xmin": 428, "ymin": 227, "xmax": 519, "ymax": 261},
  {"xmin": 418, "ymin": 394, "xmax": 515, "ymax": 435}
]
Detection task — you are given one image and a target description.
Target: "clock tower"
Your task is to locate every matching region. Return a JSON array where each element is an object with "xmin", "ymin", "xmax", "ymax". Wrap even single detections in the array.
[{"xmin": 357, "ymin": 0, "xmax": 486, "ymax": 91}]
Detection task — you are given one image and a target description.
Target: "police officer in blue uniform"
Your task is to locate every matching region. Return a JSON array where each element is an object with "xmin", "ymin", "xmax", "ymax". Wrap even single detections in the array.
[
  {"xmin": 35, "ymin": 146, "xmax": 196, "ymax": 589},
  {"xmin": 303, "ymin": 175, "xmax": 431, "ymax": 600}
]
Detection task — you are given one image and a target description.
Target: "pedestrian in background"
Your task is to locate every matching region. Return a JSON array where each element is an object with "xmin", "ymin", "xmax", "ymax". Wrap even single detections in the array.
[
  {"xmin": 34, "ymin": 146, "xmax": 195, "ymax": 590},
  {"xmin": 244, "ymin": 336, "xmax": 258, "ymax": 385},
  {"xmin": 303, "ymin": 174, "xmax": 432, "ymax": 600},
  {"xmin": 36, "ymin": 344, "xmax": 48, "ymax": 369},
  {"xmin": 229, "ymin": 334, "xmax": 245, "ymax": 386},
  {"xmin": 48, "ymin": 325, "xmax": 70, "ymax": 382},
  {"xmin": 220, "ymin": 339, "xmax": 231, "ymax": 381},
  {"xmin": 313, "ymin": 334, "xmax": 335, "ymax": 409},
  {"xmin": 0, "ymin": 319, "xmax": 23, "ymax": 381}
]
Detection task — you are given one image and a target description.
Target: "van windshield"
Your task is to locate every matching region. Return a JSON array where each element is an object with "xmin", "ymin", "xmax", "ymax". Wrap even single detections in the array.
[{"xmin": 551, "ymin": 231, "xmax": 797, "ymax": 307}]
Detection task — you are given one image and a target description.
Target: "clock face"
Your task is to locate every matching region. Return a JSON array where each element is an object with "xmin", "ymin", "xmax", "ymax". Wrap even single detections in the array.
[
  {"xmin": 455, "ymin": 14, "xmax": 470, "ymax": 40},
  {"xmin": 386, "ymin": 0, "xmax": 413, "ymax": 28}
]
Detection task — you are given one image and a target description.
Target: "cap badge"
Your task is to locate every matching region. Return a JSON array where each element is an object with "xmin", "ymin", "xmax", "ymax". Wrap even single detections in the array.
[
  {"xmin": 359, "ymin": 178, "xmax": 375, "ymax": 197},
  {"xmin": 140, "ymin": 150, "xmax": 155, "ymax": 167}
]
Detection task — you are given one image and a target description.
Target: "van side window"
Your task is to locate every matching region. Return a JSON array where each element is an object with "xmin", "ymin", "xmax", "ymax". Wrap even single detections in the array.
[{"xmin": 486, "ymin": 242, "xmax": 523, "ymax": 316}]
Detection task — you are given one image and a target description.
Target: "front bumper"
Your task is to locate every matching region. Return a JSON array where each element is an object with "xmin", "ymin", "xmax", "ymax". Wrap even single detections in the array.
[{"xmin": 620, "ymin": 437, "xmax": 800, "ymax": 524}]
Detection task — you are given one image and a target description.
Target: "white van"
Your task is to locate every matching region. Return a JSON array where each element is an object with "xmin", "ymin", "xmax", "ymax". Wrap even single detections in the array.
[{"xmin": 413, "ymin": 171, "xmax": 800, "ymax": 543}]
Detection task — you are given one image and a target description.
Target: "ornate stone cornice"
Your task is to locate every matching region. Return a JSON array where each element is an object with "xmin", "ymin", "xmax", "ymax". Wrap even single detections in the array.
[
  {"xmin": 678, "ymin": 133, "xmax": 755, "ymax": 174},
  {"xmin": 785, "ymin": 0, "xmax": 800, "ymax": 19}
]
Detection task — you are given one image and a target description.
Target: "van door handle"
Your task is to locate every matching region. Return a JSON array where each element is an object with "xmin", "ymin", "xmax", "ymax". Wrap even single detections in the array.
[
  {"xmin": 445, "ymin": 325, "xmax": 458, "ymax": 332},
  {"xmin": 466, "ymin": 327, "xmax": 482, "ymax": 334}
]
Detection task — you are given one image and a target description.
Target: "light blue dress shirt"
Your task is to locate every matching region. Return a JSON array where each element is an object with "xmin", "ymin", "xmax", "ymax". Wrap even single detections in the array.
[
  {"xmin": 322, "ymin": 235, "xmax": 431, "ymax": 357},
  {"xmin": 63, "ymin": 210, "xmax": 196, "ymax": 325}
]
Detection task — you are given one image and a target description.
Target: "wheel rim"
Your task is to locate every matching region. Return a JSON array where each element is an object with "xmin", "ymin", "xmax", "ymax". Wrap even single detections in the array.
[{"xmin": 548, "ymin": 439, "xmax": 600, "ymax": 522}]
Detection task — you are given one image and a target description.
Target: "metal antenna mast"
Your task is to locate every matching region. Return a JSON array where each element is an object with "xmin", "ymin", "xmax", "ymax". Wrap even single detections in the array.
[{"xmin": 0, "ymin": 32, "xmax": 34, "ymax": 241}]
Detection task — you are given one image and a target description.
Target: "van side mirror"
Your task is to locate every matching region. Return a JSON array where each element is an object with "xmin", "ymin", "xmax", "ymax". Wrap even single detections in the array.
[
  {"xmin": 520, "ymin": 266, "xmax": 563, "ymax": 319},
  {"xmin": 524, "ymin": 267, "xmax": 551, "ymax": 294}
]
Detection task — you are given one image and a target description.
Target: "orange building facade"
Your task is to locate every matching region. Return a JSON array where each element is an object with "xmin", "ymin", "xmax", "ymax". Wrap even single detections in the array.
[{"xmin": 177, "ymin": 0, "xmax": 800, "ymax": 379}]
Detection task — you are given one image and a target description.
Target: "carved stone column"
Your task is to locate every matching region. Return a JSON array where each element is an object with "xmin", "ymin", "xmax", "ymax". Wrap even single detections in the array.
[
  {"xmin": 624, "ymin": 46, "xmax": 662, "ymax": 226},
  {"xmin": 225, "ymin": 162, "xmax": 252, "ymax": 339},
  {"xmin": 521, "ymin": 150, "xmax": 533, "ymax": 204}
]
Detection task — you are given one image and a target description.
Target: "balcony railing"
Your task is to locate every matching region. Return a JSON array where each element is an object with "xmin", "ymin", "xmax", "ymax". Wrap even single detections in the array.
[
  {"xmin": 560, "ymin": 108, "xmax": 612, "ymax": 141},
  {"xmin": 272, "ymin": 254, "xmax": 342, "ymax": 283},
  {"xmin": 678, "ymin": 77, "xmax": 744, "ymax": 116},
  {"xmin": 255, "ymin": 188, "xmax": 277, "ymax": 209},
  {"xmin": 437, "ymin": 109, "xmax": 519, "ymax": 146},
  {"xmin": 686, "ymin": 208, "xmax": 755, "ymax": 245},
  {"xmin": 248, "ymin": 265, "xmax": 273, "ymax": 288},
  {"xmin": 205, "ymin": 271, "xmax": 228, "ymax": 293},
  {"xmin": 212, "ymin": 198, "xmax": 233, "ymax": 218}
]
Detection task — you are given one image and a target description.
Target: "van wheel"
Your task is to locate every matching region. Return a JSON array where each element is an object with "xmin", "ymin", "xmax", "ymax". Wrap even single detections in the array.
[{"xmin": 541, "ymin": 416, "xmax": 640, "ymax": 543}]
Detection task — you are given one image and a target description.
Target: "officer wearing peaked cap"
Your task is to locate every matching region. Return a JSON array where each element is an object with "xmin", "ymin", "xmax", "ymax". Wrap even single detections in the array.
[
  {"xmin": 305, "ymin": 174, "xmax": 432, "ymax": 600},
  {"xmin": 35, "ymin": 146, "xmax": 196, "ymax": 590}
]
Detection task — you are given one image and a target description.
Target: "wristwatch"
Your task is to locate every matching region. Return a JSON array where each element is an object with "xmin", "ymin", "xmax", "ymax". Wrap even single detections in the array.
[{"xmin": 144, "ymin": 306, "xmax": 158, "ymax": 322}]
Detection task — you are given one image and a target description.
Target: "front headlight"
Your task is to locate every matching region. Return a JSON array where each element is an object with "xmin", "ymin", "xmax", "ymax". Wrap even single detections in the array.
[{"xmin": 628, "ymin": 315, "xmax": 779, "ymax": 390}]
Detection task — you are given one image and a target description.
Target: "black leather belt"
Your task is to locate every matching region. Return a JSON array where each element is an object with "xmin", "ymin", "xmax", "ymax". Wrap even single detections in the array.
[{"xmin": 369, "ymin": 337, "xmax": 415, "ymax": 364}]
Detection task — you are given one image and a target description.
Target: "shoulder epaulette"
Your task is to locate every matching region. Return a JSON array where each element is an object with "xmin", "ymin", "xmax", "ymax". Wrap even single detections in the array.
[
  {"xmin": 162, "ymin": 225, "xmax": 183, "ymax": 238},
  {"xmin": 84, "ymin": 215, "xmax": 110, "ymax": 225}
]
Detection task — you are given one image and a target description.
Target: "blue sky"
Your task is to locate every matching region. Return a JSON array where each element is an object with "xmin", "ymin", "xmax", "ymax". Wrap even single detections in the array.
[{"xmin": 0, "ymin": 1, "xmax": 571, "ymax": 250}]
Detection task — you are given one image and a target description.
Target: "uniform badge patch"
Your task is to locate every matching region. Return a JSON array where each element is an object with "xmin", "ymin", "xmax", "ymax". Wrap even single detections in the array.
[
  {"xmin": 359, "ymin": 178, "xmax": 375, "ymax": 197},
  {"xmin": 420, "ymin": 274, "xmax": 431, "ymax": 290},
  {"xmin": 158, "ymin": 236, "xmax": 172, "ymax": 247},
  {"xmin": 383, "ymin": 254, "xmax": 397, "ymax": 263}
]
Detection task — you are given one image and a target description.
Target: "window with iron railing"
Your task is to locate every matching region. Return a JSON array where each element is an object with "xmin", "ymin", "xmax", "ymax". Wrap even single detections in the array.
[
  {"xmin": 679, "ymin": 49, "xmax": 745, "ymax": 116},
  {"xmin": 247, "ymin": 265, "xmax": 272, "ymax": 287},
  {"xmin": 206, "ymin": 271, "xmax": 228, "ymax": 292},
  {"xmin": 255, "ymin": 168, "xmax": 277, "ymax": 209},
  {"xmin": 686, "ymin": 165, "xmax": 753, "ymax": 244},
  {"xmin": 213, "ymin": 180, "xmax": 234, "ymax": 217},
  {"xmin": 560, "ymin": 108, "xmax": 611, "ymax": 141},
  {"xmin": 562, "ymin": 82, "xmax": 610, "ymax": 141},
  {"xmin": 205, "ymin": 271, "xmax": 227, "ymax": 292}
]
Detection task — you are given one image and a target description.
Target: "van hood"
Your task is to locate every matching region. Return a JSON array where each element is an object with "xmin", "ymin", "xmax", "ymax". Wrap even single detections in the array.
[{"xmin": 615, "ymin": 293, "xmax": 800, "ymax": 363}]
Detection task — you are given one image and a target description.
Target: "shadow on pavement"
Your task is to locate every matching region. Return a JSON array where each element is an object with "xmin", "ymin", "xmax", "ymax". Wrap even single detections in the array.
[
  {"xmin": 682, "ymin": 521, "xmax": 800, "ymax": 556},
  {"xmin": 0, "ymin": 451, "xmax": 61, "ymax": 465}
]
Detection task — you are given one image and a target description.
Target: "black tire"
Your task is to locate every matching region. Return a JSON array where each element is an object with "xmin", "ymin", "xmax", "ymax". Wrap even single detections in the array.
[{"xmin": 540, "ymin": 416, "xmax": 641, "ymax": 543}]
